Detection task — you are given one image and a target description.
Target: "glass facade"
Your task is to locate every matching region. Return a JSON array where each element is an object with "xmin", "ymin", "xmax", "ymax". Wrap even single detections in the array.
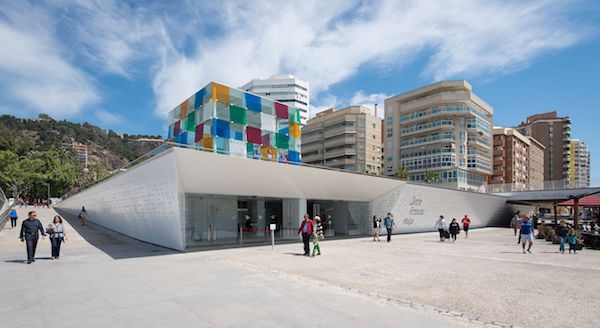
[
  {"xmin": 168, "ymin": 82, "xmax": 302, "ymax": 164},
  {"xmin": 184, "ymin": 194, "xmax": 369, "ymax": 249}
]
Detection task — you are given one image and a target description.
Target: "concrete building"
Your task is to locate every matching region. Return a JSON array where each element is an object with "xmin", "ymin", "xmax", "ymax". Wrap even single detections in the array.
[
  {"xmin": 63, "ymin": 142, "xmax": 88, "ymax": 167},
  {"xmin": 55, "ymin": 145, "xmax": 511, "ymax": 251},
  {"xmin": 384, "ymin": 80, "xmax": 493, "ymax": 191},
  {"xmin": 528, "ymin": 137, "xmax": 546, "ymax": 190},
  {"xmin": 516, "ymin": 111, "xmax": 571, "ymax": 184},
  {"xmin": 301, "ymin": 106, "xmax": 382, "ymax": 175},
  {"xmin": 488, "ymin": 127, "xmax": 545, "ymax": 191},
  {"xmin": 569, "ymin": 139, "xmax": 591, "ymax": 188},
  {"xmin": 241, "ymin": 75, "xmax": 309, "ymax": 125}
]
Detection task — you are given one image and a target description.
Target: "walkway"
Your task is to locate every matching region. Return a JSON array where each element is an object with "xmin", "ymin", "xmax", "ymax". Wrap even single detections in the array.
[{"xmin": 0, "ymin": 208, "xmax": 470, "ymax": 328}]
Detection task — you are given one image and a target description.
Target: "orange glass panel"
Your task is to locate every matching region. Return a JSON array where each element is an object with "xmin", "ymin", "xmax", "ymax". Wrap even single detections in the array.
[
  {"xmin": 212, "ymin": 83, "xmax": 230, "ymax": 104},
  {"xmin": 180, "ymin": 99, "xmax": 188, "ymax": 119},
  {"xmin": 202, "ymin": 135, "xmax": 213, "ymax": 150},
  {"xmin": 261, "ymin": 146, "xmax": 276, "ymax": 161},
  {"xmin": 288, "ymin": 122, "xmax": 300, "ymax": 138}
]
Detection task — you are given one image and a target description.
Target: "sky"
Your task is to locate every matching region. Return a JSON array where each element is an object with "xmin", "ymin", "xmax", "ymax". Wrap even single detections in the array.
[{"xmin": 0, "ymin": 0, "xmax": 598, "ymax": 180}]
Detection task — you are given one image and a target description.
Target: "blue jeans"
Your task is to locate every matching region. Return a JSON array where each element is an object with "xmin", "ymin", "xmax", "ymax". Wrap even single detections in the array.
[
  {"xmin": 51, "ymin": 237, "xmax": 63, "ymax": 258},
  {"xmin": 559, "ymin": 236, "xmax": 566, "ymax": 252}
]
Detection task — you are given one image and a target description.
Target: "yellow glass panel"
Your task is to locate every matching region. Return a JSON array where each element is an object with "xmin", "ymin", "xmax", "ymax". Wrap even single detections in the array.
[
  {"xmin": 180, "ymin": 99, "xmax": 188, "ymax": 119},
  {"xmin": 212, "ymin": 83, "xmax": 230, "ymax": 104},
  {"xmin": 261, "ymin": 146, "xmax": 276, "ymax": 161},
  {"xmin": 202, "ymin": 135, "xmax": 213, "ymax": 150},
  {"xmin": 288, "ymin": 122, "xmax": 300, "ymax": 138}
]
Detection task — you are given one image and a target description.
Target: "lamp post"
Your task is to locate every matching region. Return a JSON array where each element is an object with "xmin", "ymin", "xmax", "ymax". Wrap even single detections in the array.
[{"xmin": 44, "ymin": 182, "xmax": 50, "ymax": 202}]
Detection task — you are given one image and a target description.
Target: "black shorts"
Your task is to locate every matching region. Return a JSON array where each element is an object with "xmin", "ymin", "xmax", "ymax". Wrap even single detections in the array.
[{"xmin": 463, "ymin": 226, "xmax": 469, "ymax": 232}]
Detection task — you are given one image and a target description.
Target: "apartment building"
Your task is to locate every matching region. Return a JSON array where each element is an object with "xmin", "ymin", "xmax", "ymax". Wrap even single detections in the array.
[
  {"xmin": 384, "ymin": 80, "xmax": 493, "ymax": 191},
  {"xmin": 516, "ymin": 111, "xmax": 571, "ymax": 183},
  {"xmin": 488, "ymin": 127, "xmax": 545, "ymax": 191},
  {"xmin": 241, "ymin": 75, "xmax": 309, "ymax": 125},
  {"xmin": 302, "ymin": 106, "xmax": 382, "ymax": 174},
  {"xmin": 569, "ymin": 139, "xmax": 591, "ymax": 188}
]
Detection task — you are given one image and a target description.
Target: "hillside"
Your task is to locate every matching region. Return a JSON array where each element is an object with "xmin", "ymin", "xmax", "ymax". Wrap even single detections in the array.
[{"xmin": 0, "ymin": 114, "xmax": 163, "ymax": 170}]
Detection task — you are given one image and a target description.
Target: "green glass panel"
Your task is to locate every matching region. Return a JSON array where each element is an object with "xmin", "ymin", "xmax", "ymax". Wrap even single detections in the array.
[
  {"xmin": 186, "ymin": 111, "xmax": 196, "ymax": 131},
  {"xmin": 230, "ymin": 105, "xmax": 247, "ymax": 124},
  {"xmin": 275, "ymin": 133, "xmax": 289, "ymax": 149},
  {"xmin": 289, "ymin": 108, "xmax": 301, "ymax": 124}
]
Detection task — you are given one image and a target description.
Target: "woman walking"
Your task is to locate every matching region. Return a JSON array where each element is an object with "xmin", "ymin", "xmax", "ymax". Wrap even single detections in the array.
[
  {"xmin": 449, "ymin": 218, "xmax": 460, "ymax": 242},
  {"xmin": 49, "ymin": 215, "xmax": 67, "ymax": 259},
  {"xmin": 556, "ymin": 220, "xmax": 569, "ymax": 254},
  {"xmin": 434, "ymin": 215, "xmax": 447, "ymax": 242},
  {"xmin": 311, "ymin": 216, "xmax": 324, "ymax": 256},
  {"xmin": 372, "ymin": 215, "xmax": 382, "ymax": 242}
]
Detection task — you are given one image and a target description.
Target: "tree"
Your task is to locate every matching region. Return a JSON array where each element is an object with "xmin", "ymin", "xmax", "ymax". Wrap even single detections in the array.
[
  {"xmin": 87, "ymin": 163, "xmax": 110, "ymax": 182},
  {"xmin": 424, "ymin": 171, "xmax": 439, "ymax": 183},
  {"xmin": 394, "ymin": 166, "xmax": 410, "ymax": 180}
]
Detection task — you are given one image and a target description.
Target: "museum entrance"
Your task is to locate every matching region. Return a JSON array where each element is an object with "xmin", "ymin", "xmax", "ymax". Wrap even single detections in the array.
[{"xmin": 307, "ymin": 199, "xmax": 369, "ymax": 237}]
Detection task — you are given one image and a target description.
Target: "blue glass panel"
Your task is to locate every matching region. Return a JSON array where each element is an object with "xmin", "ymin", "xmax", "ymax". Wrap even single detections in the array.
[
  {"xmin": 213, "ymin": 118, "xmax": 230, "ymax": 138},
  {"xmin": 288, "ymin": 150, "xmax": 301, "ymax": 164},
  {"xmin": 174, "ymin": 132, "xmax": 188, "ymax": 144},
  {"xmin": 245, "ymin": 93, "xmax": 261, "ymax": 112},
  {"xmin": 194, "ymin": 88, "xmax": 206, "ymax": 109}
]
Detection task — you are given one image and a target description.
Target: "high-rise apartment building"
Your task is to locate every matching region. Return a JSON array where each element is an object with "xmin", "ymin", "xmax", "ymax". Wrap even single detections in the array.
[
  {"xmin": 528, "ymin": 137, "xmax": 546, "ymax": 190},
  {"xmin": 241, "ymin": 75, "xmax": 309, "ymax": 125},
  {"xmin": 302, "ymin": 106, "xmax": 382, "ymax": 174},
  {"xmin": 569, "ymin": 139, "xmax": 591, "ymax": 188},
  {"xmin": 516, "ymin": 111, "xmax": 571, "ymax": 183},
  {"xmin": 384, "ymin": 80, "xmax": 493, "ymax": 191},
  {"xmin": 488, "ymin": 127, "xmax": 545, "ymax": 191}
]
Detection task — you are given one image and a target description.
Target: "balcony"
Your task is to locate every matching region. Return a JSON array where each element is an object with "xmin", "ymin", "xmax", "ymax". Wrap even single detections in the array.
[
  {"xmin": 323, "ymin": 126, "xmax": 357, "ymax": 139},
  {"xmin": 324, "ymin": 136, "xmax": 356, "ymax": 148},
  {"xmin": 324, "ymin": 147, "xmax": 357, "ymax": 160},
  {"xmin": 302, "ymin": 153, "xmax": 324, "ymax": 163}
]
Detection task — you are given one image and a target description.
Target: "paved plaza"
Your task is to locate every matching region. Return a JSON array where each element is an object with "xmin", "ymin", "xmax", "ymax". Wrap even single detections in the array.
[{"xmin": 2, "ymin": 208, "xmax": 599, "ymax": 328}]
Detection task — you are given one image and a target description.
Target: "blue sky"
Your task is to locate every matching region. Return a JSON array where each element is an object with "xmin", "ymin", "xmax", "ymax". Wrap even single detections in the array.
[{"xmin": 0, "ymin": 0, "xmax": 598, "ymax": 179}]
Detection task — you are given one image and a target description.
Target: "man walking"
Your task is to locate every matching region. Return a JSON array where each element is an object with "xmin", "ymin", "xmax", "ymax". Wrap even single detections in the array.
[
  {"xmin": 9, "ymin": 208, "xmax": 18, "ymax": 228},
  {"xmin": 461, "ymin": 214, "xmax": 471, "ymax": 239},
  {"xmin": 19, "ymin": 211, "xmax": 46, "ymax": 264},
  {"xmin": 383, "ymin": 212, "xmax": 395, "ymax": 242},
  {"xmin": 519, "ymin": 216, "xmax": 535, "ymax": 254},
  {"xmin": 297, "ymin": 214, "xmax": 314, "ymax": 256}
]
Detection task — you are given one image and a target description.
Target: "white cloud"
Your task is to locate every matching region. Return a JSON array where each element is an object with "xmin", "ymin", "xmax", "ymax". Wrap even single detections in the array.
[
  {"xmin": 149, "ymin": 0, "xmax": 586, "ymax": 118},
  {"xmin": 94, "ymin": 109, "xmax": 121, "ymax": 125},
  {"xmin": 349, "ymin": 91, "xmax": 390, "ymax": 118},
  {"xmin": 0, "ymin": 1, "xmax": 99, "ymax": 117}
]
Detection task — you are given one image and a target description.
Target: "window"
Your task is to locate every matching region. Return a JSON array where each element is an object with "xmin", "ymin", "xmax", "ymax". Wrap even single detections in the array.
[{"xmin": 358, "ymin": 120, "xmax": 365, "ymax": 128}]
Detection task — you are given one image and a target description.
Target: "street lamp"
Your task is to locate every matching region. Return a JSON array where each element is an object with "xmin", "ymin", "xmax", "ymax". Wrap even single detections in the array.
[{"xmin": 44, "ymin": 182, "xmax": 50, "ymax": 202}]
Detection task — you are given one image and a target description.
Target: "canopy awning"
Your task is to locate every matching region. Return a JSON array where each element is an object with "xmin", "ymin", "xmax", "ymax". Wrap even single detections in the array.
[{"xmin": 557, "ymin": 195, "xmax": 600, "ymax": 207}]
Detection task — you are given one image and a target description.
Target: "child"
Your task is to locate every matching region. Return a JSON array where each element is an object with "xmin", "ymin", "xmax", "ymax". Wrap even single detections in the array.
[
  {"xmin": 311, "ymin": 216, "xmax": 324, "ymax": 256},
  {"xmin": 567, "ymin": 229, "xmax": 577, "ymax": 254}
]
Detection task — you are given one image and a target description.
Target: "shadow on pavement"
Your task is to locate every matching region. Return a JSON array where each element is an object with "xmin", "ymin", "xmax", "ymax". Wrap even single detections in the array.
[{"xmin": 54, "ymin": 209, "xmax": 179, "ymax": 260}]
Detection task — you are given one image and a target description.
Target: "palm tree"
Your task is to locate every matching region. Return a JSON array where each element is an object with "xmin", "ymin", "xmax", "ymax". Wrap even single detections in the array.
[
  {"xmin": 424, "ymin": 171, "xmax": 439, "ymax": 183},
  {"xmin": 394, "ymin": 166, "xmax": 410, "ymax": 180},
  {"xmin": 87, "ymin": 163, "xmax": 109, "ymax": 182}
]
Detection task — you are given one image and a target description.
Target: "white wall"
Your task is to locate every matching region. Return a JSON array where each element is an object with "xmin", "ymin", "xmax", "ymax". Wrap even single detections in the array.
[
  {"xmin": 370, "ymin": 183, "xmax": 510, "ymax": 234},
  {"xmin": 55, "ymin": 152, "xmax": 185, "ymax": 250}
]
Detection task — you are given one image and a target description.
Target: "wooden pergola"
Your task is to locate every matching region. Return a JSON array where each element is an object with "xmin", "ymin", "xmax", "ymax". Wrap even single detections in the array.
[{"xmin": 556, "ymin": 194, "xmax": 600, "ymax": 230}]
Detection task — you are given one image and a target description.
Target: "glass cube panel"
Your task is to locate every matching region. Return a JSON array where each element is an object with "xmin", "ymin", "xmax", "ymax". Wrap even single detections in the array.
[
  {"xmin": 180, "ymin": 99, "xmax": 189, "ymax": 119},
  {"xmin": 215, "ymin": 101, "xmax": 230, "ymax": 121},
  {"xmin": 201, "ymin": 101, "xmax": 214, "ymax": 123},
  {"xmin": 229, "ymin": 88, "xmax": 245, "ymax": 107},
  {"xmin": 289, "ymin": 122, "xmax": 301, "ymax": 138},
  {"xmin": 289, "ymin": 136, "xmax": 301, "ymax": 152},
  {"xmin": 213, "ymin": 83, "xmax": 230, "ymax": 104},
  {"xmin": 247, "ymin": 110, "xmax": 261, "ymax": 128},
  {"xmin": 261, "ymin": 132, "xmax": 273, "ymax": 146},
  {"xmin": 231, "ymin": 123, "xmax": 244, "ymax": 141},
  {"xmin": 202, "ymin": 135, "xmax": 213, "ymax": 150},
  {"xmin": 261, "ymin": 98, "xmax": 274, "ymax": 115},
  {"xmin": 247, "ymin": 143, "xmax": 261, "ymax": 159},
  {"xmin": 275, "ymin": 103, "xmax": 288, "ymax": 119},
  {"xmin": 277, "ymin": 149, "xmax": 288, "ymax": 163},
  {"xmin": 194, "ymin": 88, "xmax": 206, "ymax": 109},
  {"xmin": 186, "ymin": 111, "xmax": 196, "ymax": 131},
  {"xmin": 246, "ymin": 126, "xmax": 262, "ymax": 144},
  {"xmin": 261, "ymin": 146, "xmax": 276, "ymax": 161},
  {"xmin": 260, "ymin": 113, "xmax": 276, "ymax": 132},
  {"xmin": 230, "ymin": 139, "xmax": 246, "ymax": 157},
  {"xmin": 245, "ymin": 93, "xmax": 261, "ymax": 112},
  {"xmin": 289, "ymin": 108, "xmax": 301, "ymax": 124},
  {"xmin": 276, "ymin": 118, "xmax": 288, "ymax": 133},
  {"xmin": 288, "ymin": 150, "xmax": 301, "ymax": 163},
  {"xmin": 173, "ymin": 106, "xmax": 180, "ymax": 122},
  {"xmin": 230, "ymin": 105, "xmax": 247, "ymax": 125},
  {"xmin": 213, "ymin": 118, "xmax": 230, "ymax": 138},
  {"xmin": 194, "ymin": 123, "xmax": 204, "ymax": 142},
  {"xmin": 215, "ymin": 136, "xmax": 230, "ymax": 154},
  {"xmin": 174, "ymin": 120, "xmax": 181, "ymax": 136},
  {"xmin": 275, "ymin": 133, "xmax": 288, "ymax": 149}
]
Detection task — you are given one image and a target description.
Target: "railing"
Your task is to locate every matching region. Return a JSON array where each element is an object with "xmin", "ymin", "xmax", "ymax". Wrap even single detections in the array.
[
  {"xmin": 486, "ymin": 178, "xmax": 600, "ymax": 193},
  {"xmin": 0, "ymin": 186, "xmax": 11, "ymax": 231}
]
